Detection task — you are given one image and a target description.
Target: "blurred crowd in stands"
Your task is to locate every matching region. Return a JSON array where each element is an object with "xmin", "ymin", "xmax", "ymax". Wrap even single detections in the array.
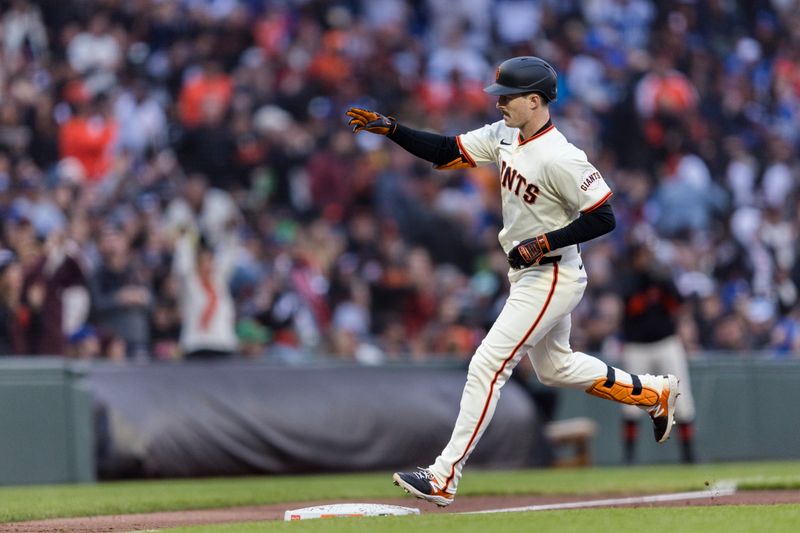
[{"xmin": 0, "ymin": 0, "xmax": 798, "ymax": 363}]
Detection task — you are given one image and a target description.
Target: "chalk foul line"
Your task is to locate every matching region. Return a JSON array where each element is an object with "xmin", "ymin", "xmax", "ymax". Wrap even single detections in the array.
[{"xmin": 462, "ymin": 482, "xmax": 738, "ymax": 515}]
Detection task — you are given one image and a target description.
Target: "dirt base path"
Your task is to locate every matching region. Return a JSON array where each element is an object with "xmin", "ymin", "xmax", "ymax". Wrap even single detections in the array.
[{"xmin": 3, "ymin": 491, "xmax": 800, "ymax": 532}]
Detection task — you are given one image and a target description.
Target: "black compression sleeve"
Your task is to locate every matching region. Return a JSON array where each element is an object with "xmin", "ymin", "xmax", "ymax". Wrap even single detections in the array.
[
  {"xmin": 387, "ymin": 123, "xmax": 462, "ymax": 166},
  {"xmin": 544, "ymin": 203, "xmax": 616, "ymax": 250}
]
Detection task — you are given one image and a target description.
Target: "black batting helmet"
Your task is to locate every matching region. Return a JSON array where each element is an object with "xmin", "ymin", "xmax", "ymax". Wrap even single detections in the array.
[{"xmin": 484, "ymin": 56, "xmax": 558, "ymax": 102}]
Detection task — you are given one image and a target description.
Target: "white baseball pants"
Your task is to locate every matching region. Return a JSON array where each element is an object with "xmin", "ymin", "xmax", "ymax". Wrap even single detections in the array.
[{"xmin": 429, "ymin": 261, "xmax": 665, "ymax": 493}]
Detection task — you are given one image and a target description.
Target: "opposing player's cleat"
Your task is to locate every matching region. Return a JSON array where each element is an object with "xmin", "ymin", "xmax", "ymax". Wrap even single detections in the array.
[
  {"xmin": 648, "ymin": 374, "xmax": 680, "ymax": 443},
  {"xmin": 392, "ymin": 468, "xmax": 455, "ymax": 507}
]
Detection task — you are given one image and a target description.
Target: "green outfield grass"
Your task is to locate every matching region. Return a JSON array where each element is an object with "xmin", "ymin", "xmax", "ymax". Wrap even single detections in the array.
[
  {"xmin": 0, "ymin": 461, "xmax": 799, "ymax": 523},
  {"xmin": 162, "ymin": 505, "xmax": 800, "ymax": 533}
]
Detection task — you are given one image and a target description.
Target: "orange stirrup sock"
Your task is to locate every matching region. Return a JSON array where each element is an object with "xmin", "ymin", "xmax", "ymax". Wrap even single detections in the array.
[{"xmin": 586, "ymin": 366, "xmax": 659, "ymax": 407}]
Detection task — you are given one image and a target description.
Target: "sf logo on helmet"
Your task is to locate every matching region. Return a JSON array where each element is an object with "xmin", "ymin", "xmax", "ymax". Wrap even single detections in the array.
[{"xmin": 495, "ymin": 67, "xmax": 501, "ymax": 82}]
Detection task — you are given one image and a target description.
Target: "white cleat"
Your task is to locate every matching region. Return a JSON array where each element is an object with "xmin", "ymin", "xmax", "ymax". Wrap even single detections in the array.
[{"xmin": 648, "ymin": 374, "xmax": 680, "ymax": 443}]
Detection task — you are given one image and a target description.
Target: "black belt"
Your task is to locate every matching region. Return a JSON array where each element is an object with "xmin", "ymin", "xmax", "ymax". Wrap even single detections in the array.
[{"xmin": 539, "ymin": 255, "xmax": 562, "ymax": 265}]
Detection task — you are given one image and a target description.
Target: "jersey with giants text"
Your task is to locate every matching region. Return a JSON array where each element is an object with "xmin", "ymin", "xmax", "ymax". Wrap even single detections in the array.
[{"xmin": 456, "ymin": 120, "xmax": 612, "ymax": 256}]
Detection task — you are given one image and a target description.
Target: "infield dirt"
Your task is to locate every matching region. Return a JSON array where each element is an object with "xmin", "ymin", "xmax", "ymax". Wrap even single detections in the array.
[{"xmin": 2, "ymin": 490, "xmax": 800, "ymax": 532}]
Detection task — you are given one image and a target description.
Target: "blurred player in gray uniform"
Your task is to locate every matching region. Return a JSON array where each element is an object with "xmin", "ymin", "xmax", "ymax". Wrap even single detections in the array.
[
  {"xmin": 347, "ymin": 56, "xmax": 679, "ymax": 507},
  {"xmin": 619, "ymin": 242, "xmax": 696, "ymax": 463}
]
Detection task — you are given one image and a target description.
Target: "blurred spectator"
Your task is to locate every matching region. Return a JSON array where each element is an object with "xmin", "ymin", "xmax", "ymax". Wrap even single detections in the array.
[
  {"xmin": 329, "ymin": 276, "xmax": 382, "ymax": 363},
  {"xmin": 9, "ymin": 160, "xmax": 67, "ymax": 237},
  {"xmin": 616, "ymin": 242, "xmax": 696, "ymax": 464},
  {"xmin": 88, "ymin": 225, "xmax": 152, "ymax": 360},
  {"xmin": 164, "ymin": 173, "xmax": 241, "ymax": 247},
  {"xmin": 493, "ymin": 0, "xmax": 544, "ymax": 46},
  {"xmin": 634, "ymin": 53, "xmax": 699, "ymax": 121},
  {"xmin": 760, "ymin": 136, "xmax": 795, "ymax": 210},
  {"xmin": 20, "ymin": 231, "xmax": 87, "ymax": 355},
  {"xmin": 772, "ymin": 306, "xmax": 800, "ymax": 356},
  {"xmin": 306, "ymin": 131, "xmax": 362, "ymax": 218},
  {"xmin": 235, "ymin": 317, "xmax": 270, "ymax": 359},
  {"xmin": 177, "ymin": 59, "xmax": 232, "ymax": 129},
  {"xmin": 0, "ymin": 250, "xmax": 26, "ymax": 355},
  {"xmin": 66, "ymin": 324, "xmax": 126, "ymax": 362},
  {"xmin": 112, "ymin": 78, "xmax": 168, "ymax": 159},
  {"xmin": 723, "ymin": 136, "xmax": 758, "ymax": 208},
  {"xmin": 58, "ymin": 94, "xmax": 118, "ymax": 182},
  {"xmin": 582, "ymin": 0, "xmax": 654, "ymax": 50},
  {"xmin": 426, "ymin": 26, "xmax": 489, "ymax": 84},
  {"xmin": 172, "ymin": 228, "xmax": 238, "ymax": 358},
  {"xmin": 66, "ymin": 11, "xmax": 122, "ymax": 95},
  {"xmin": 1, "ymin": 0, "xmax": 48, "ymax": 66},
  {"xmin": 647, "ymin": 135, "xmax": 727, "ymax": 238},
  {"xmin": 66, "ymin": 324, "xmax": 99, "ymax": 360},
  {"xmin": 150, "ymin": 275, "xmax": 181, "ymax": 361},
  {"xmin": 176, "ymin": 94, "xmax": 238, "ymax": 189}
]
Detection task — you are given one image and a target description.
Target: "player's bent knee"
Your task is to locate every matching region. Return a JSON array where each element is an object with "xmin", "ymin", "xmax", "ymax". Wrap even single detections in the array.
[
  {"xmin": 535, "ymin": 372, "xmax": 561, "ymax": 387},
  {"xmin": 534, "ymin": 365, "xmax": 574, "ymax": 387}
]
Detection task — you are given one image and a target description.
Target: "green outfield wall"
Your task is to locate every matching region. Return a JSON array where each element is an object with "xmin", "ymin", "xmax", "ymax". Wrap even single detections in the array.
[
  {"xmin": 0, "ymin": 358, "xmax": 95, "ymax": 485},
  {"xmin": 0, "ymin": 357, "xmax": 798, "ymax": 485}
]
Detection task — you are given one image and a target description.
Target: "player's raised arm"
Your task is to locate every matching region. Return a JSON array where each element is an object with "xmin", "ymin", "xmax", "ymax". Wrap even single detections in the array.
[{"xmin": 345, "ymin": 107, "xmax": 471, "ymax": 169}]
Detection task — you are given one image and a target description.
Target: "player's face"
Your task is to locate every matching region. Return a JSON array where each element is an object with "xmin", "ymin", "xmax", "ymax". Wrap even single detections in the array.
[{"xmin": 496, "ymin": 93, "xmax": 535, "ymax": 129}]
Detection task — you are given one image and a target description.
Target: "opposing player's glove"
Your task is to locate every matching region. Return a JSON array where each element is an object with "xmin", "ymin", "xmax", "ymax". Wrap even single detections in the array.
[
  {"xmin": 507, "ymin": 235, "xmax": 550, "ymax": 269},
  {"xmin": 346, "ymin": 107, "xmax": 397, "ymax": 135}
]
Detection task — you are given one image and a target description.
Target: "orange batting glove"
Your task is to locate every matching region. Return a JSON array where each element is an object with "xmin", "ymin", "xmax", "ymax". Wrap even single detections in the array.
[
  {"xmin": 507, "ymin": 235, "xmax": 550, "ymax": 269},
  {"xmin": 346, "ymin": 107, "xmax": 397, "ymax": 135}
]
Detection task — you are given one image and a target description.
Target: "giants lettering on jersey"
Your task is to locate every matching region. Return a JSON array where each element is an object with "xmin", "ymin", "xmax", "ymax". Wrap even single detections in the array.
[
  {"xmin": 580, "ymin": 171, "xmax": 603, "ymax": 191},
  {"xmin": 500, "ymin": 161, "xmax": 539, "ymax": 204}
]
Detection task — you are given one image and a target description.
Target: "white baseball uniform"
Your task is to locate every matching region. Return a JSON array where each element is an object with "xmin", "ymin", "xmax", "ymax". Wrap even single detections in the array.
[{"xmin": 428, "ymin": 120, "xmax": 667, "ymax": 494}]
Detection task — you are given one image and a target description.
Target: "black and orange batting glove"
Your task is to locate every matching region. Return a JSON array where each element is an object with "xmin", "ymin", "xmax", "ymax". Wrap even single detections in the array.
[
  {"xmin": 507, "ymin": 235, "xmax": 550, "ymax": 269},
  {"xmin": 346, "ymin": 107, "xmax": 397, "ymax": 135}
]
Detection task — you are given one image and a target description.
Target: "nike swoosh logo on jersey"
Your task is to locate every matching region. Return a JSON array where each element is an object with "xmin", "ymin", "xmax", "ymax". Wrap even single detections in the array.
[{"xmin": 500, "ymin": 139, "xmax": 511, "ymax": 145}]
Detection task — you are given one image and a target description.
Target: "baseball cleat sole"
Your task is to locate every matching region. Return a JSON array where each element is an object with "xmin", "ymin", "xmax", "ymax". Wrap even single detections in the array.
[{"xmin": 392, "ymin": 473, "xmax": 454, "ymax": 507}]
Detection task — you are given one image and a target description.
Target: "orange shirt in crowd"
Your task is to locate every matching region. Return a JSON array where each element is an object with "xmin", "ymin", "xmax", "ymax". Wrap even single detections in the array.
[
  {"xmin": 58, "ymin": 115, "xmax": 118, "ymax": 181},
  {"xmin": 178, "ymin": 73, "xmax": 233, "ymax": 127},
  {"xmin": 418, "ymin": 79, "xmax": 487, "ymax": 116}
]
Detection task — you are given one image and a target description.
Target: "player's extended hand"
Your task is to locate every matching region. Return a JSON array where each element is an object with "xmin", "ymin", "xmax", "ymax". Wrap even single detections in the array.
[
  {"xmin": 346, "ymin": 107, "xmax": 397, "ymax": 135},
  {"xmin": 507, "ymin": 235, "xmax": 550, "ymax": 269}
]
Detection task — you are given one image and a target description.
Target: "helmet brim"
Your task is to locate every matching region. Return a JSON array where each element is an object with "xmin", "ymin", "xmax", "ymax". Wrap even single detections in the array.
[{"xmin": 483, "ymin": 83, "xmax": 531, "ymax": 96}]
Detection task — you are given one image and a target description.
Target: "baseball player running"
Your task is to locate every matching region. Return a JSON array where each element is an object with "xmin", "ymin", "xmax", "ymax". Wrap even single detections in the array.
[{"xmin": 346, "ymin": 56, "xmax": 679, "ymax": 507}]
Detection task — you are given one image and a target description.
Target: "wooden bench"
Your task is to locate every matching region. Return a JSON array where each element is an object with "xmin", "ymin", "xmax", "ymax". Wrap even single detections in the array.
[{"xmin": 544, "ymin": 417, "xmax": 598, "ymax": 468}]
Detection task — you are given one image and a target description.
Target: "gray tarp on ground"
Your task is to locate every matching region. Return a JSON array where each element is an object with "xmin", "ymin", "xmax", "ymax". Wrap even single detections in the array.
[{"xmin": 85, "ymin": 361, "xmax": 550, "ymax": 478}]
